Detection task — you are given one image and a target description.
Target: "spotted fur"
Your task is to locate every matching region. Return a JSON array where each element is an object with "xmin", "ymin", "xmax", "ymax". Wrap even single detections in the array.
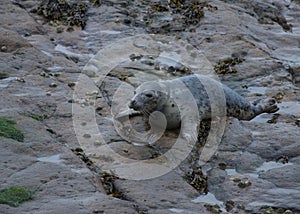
[{"xmin": 129, "ymin": 74, "xmax": 279, "ymax": 130}]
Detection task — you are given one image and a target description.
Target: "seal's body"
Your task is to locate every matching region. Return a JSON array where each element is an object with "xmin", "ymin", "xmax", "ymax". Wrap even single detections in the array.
[{"xmin": 126, "ymin": 74, "xmax": 278, "ymax": 142}]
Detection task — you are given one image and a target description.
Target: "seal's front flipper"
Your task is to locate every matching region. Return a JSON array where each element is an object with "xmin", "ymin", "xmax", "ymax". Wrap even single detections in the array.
[
  {"xmin": 114, "ymin": 109, "xmax": 141, "ymax": 122},
  {"xmin": 146, "ymin": 111, "xmax": 167, "ymax": 145},
  {"xmin": 180, "ymin": 116, "xmax": 199, "ymax": 144}
]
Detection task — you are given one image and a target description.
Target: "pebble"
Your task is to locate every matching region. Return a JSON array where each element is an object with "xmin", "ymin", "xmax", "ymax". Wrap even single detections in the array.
[
  {"xmin": 1, "ymin": 46, "xmax": 7, "ymax": 52},
  {"xmin": 49, "ymin": 83, "xmax": 57, "ymax": 88}
]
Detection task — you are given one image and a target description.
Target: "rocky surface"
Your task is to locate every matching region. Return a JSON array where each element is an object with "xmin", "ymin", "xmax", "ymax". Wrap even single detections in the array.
[{"xmin": 0, "ymin": 0, "xmax": 299, "ymax": 213}]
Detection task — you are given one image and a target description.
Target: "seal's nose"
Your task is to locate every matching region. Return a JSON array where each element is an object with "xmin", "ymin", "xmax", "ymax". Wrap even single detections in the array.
[{"xmin": 129, "ymin": 100, "xmax": 136, "ymax": 109}]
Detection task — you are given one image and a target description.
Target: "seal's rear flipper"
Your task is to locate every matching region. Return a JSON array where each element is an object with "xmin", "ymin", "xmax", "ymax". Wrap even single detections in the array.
[{"xmin": 256, "ymin": 98, "xmax": 279, "ymax": 114}]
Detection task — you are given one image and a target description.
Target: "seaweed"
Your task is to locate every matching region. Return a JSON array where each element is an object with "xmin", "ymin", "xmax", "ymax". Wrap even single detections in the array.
[
  {"xmin": 71, "ymin": 147, "xmax": 127, "ymax": 200},
  {"xmin": 272, "ymin": 91, "xmax": 284, "ymax": 103},
  {"xmin": 259, "ymin": 206, "xmax": 295, "ymax": 214},
  {"xmin": 183, "ymin": 166, "xmax": 208, "ymax": 193},
  {"xmin": 72, "ymin": 147, "xmax": 94, "ymax": 169},
  {"xmin": 125, "ymin": 1, "xmax": 217, "ymax": 34},
  {"xmin": 90, "ymin": 0, "xmax": 101, "ymax": 7},
  {"xmin": 99, "ymin": 171, "xmax": 126, "ymax": 199},
  {"xmin": 169, "ymin": 0, "xmax": 217, "ymax": 25},
  {"xmin": 36, "ymin": 0, "xmax": 89, "ymax": 29},
  {"xmin": 204, "ymin": 204, "xmax": 222, "ymax": 213},
  {"xmin": 214, "ymin": 57, "xmax": 245, "ymax": 74}
]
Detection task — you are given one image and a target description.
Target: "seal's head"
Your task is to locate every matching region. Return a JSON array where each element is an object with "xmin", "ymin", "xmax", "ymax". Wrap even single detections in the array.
[
  {"xmin": 129, "ymin": 89, "xmax": 160, "ymax": 112},
  {"xmin": 129, "ymin": 81, "xmax": 168, "ymax": 114}
]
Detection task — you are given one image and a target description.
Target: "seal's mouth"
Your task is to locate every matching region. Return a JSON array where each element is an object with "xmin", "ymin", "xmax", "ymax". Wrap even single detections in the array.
[{"xmin": 129, "ymin": 100, "xmax": 140, "ymax": 111}]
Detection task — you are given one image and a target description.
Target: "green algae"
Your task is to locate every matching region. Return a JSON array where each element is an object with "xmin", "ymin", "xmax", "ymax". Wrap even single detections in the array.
[
  {"xmin": 30, "ymin": 114, "xmax": 46, "ymax": 122},
  {"xmin": 0, "ymin": 186, "xmax": 34, "ymax": 207},
  {"xmin": 0, "ymin": 117, "xmax": 24, "ymax": 142}
]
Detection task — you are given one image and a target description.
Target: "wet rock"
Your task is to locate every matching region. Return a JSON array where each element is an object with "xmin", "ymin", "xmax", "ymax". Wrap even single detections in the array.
[
  {"xmin": 0, "ymin": 1, "xmax": 45, "ymax": 35},
  {"xmin": 218, "ymin": 119, "xmax": 253, "ymax": 152},
  {"xmin": 288, "ymin": 65, "xmax": 300, "ymax": 87},
  {"xmin": 235, "ymin": 152, "xmax": 264, "ymax": 174},
  {"xmin": 114, "ymin": 172, "xmax": 206, "ymax": 214},
  {"xmin": 0, "ymin": 72, "xmax": 9, "ymax": 79},
  {"xmin": 222, "ymin": 0, "xmax": 292, "ymax": 31},
  {"xmin": 206, "ymin": 168, "xmax": 229, "ymax": 199},
  {"xmin": 246, "ymin": 123, "xmax": 300, "ymax": 160},
  {"xmin": 259, "ymin": 165, "xmax": 300, "ymax": 189},
  {"xmin": 0, "ymin": 28, "xmax": 32, "ymax": 52}
]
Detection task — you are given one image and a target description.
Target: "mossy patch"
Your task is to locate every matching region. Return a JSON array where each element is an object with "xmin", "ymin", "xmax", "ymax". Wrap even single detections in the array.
[
  {"xmin": 0, "ymin": 186, "xmax": 34, "ymax": 207},
  {"xmin": 0, "ymin": 117, "xmax": 24, "ymax": 142}
]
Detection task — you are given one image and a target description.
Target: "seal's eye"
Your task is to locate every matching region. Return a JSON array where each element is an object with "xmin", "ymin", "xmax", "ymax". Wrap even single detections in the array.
[
  {"xmin": 133, "ymin": 91, "xmax": 136, "ymax": 95},
  {"xmin": 145, "ymin": 93, "xmax": 153, "ymax": 98}
]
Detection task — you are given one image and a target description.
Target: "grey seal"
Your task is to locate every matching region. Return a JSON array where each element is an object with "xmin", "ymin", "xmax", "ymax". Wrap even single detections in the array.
[{"xmin": 119, "ymin": 74, "xmax": 279, "ymax": 143}]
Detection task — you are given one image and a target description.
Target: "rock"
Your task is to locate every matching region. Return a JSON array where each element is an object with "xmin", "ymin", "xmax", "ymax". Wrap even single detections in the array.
[
  {"xmin": 114, "ymin": 172, "xmax": 207, "ymax": 214},
  {"xmin": 0, "ymin": 1, "xmax": 45, "ymax": 35},
  {"xmin": 246, "ymin": 123, "xmax": 300, "ymax": 160},
  {"xmin": 1, "ymin": 0, "xmax": 300, "ymax": 213},
  {"xmin": 288, "ymin": 65, "xmax": 300, "ymax": 87},
  {"xmin": 218, "ymin": 119, "xmax": 253, "ymax": 152},
  {"xmin": 0, "ymin": 28, "xmax": 32, "ymax": 52},
  {"xmin": 235, "ymin": 152, "xmax": 264, "ymax": 174},
  {"xmin": 259, "ymin": 165, "xmax": 300, "ymax": 189}
]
